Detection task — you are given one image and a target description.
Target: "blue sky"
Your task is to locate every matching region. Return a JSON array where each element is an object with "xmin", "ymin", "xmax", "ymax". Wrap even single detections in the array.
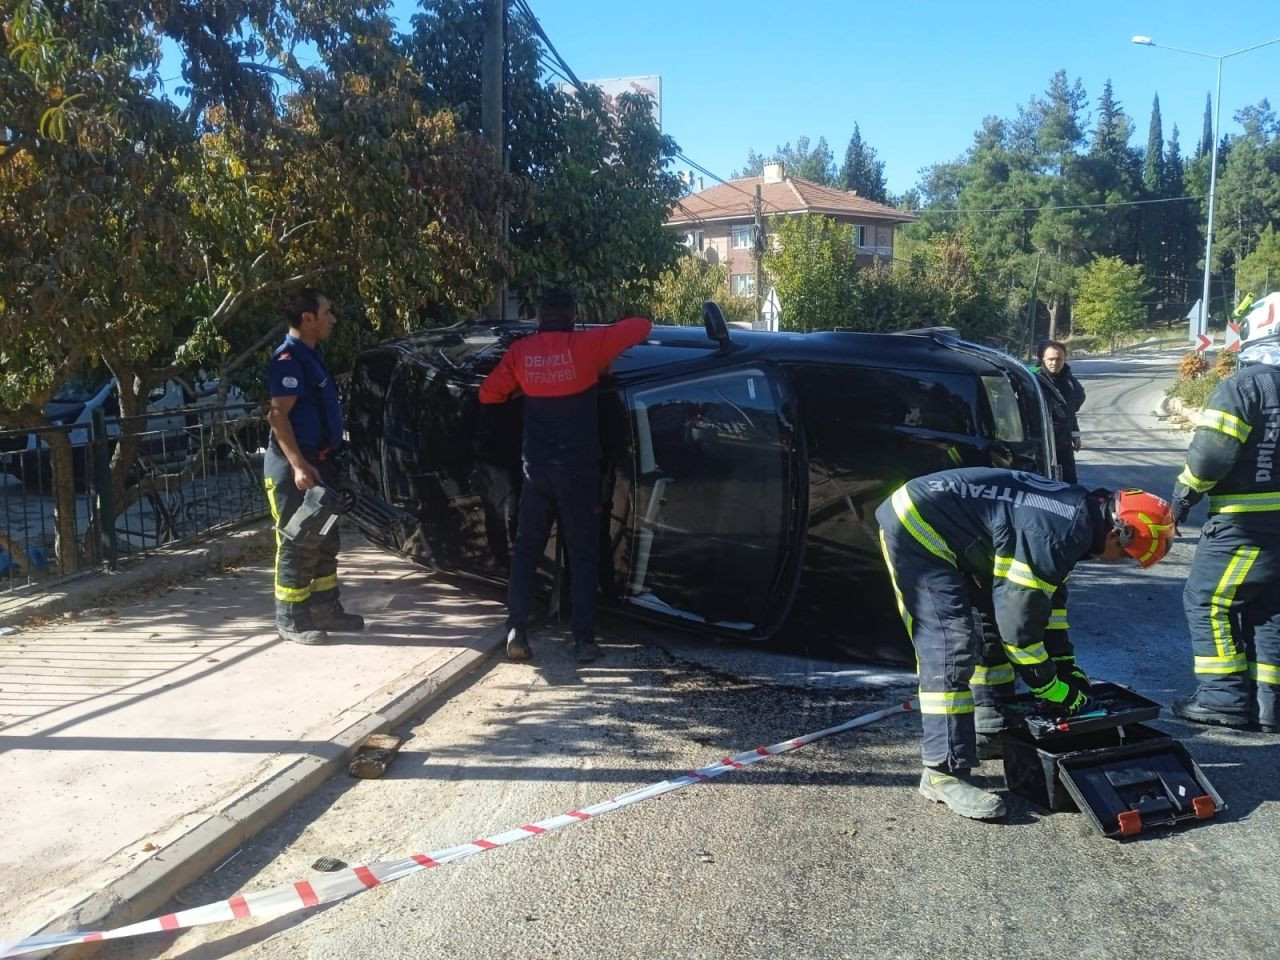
[{"xmin": 387, "ymin": 0, "xmax": 1279, "ymax": 196}]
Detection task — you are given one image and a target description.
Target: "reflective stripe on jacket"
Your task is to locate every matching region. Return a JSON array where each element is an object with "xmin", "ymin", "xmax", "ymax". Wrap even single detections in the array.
[
  {"xmin": 1173, "ymin": 364, "xmax": 1280, "ymax": 522},
  {"xmin": 890, "ymin": 468, "xmax": 1097, "ymax": 691}
]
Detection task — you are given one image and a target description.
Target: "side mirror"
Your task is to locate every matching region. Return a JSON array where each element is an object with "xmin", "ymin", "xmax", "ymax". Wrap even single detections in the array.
[{"xmin": 702, "ymin": 300, "xmax": 732, "ymax": 352}]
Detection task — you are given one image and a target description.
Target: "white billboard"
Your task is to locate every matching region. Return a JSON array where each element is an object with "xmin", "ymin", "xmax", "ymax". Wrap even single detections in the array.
[{"xmin": 563, "ymin": 75, "xmax": 662, "ymax": 130}]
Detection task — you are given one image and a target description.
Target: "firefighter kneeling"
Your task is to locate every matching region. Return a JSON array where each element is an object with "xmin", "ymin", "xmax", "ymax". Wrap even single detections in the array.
[{"xmin": 875, "ymin": 468, "xmax": 1174, "ymax": 821}]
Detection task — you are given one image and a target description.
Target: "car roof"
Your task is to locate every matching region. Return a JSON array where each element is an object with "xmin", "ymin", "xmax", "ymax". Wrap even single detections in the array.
[{"xmin": 375, "ymin": 321, "xmax": 1016, "ymax": 381}]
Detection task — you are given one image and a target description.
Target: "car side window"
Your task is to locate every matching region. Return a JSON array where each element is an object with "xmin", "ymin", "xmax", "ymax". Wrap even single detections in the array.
[
  {"xmin": 980, "ymin": 375, "xmax": 1025, "ymax": 444},
  {"xmin": 626, "ymin": 367, "xmax": 794, "ymax": 629}
]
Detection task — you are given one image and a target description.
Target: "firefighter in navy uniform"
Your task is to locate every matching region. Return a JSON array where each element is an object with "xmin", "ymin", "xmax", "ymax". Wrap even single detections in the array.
[
  {"xmin": 480, "ymin": 288, "xmax": 651, "ymax": 663},
  {"xmin": 1171, "ymin": 293, "xmax": 1280, "ymax": 733},
  {"xmin": 264, "ymin": 289, "xmax": 364, "ymax": 645},
  {"xmin": 875, "ymin": 468, "xmax": 1174, "ymax": 820}
]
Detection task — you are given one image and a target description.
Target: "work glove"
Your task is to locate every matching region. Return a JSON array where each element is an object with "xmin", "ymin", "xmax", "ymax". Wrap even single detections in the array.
[
  {"xmin": 1056, "ymin": 659, "xmax": 1092, "ymax": 693},
  {"xmin": 1031, "ymin": 675, "xmax": 1090, "ymax": 716},
  {"xmin": 1172, "ymin": 497, "xmax": 1192, "ymax": 526}
]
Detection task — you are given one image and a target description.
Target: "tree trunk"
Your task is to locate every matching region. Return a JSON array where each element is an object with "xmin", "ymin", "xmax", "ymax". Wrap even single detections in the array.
[{"xmin": 44, "ymin": 432, "xmax": 82, "ymax": 575}]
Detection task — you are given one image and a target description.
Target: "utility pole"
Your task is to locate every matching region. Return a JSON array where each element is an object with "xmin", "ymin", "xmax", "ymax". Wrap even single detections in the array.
[
  {"xmin": 481, "ymin": 0, "xmax": 506, "ymax": 320},
  {"xmin": 754, "ymin": 185, "xmax": 764, "ymax": 329}
]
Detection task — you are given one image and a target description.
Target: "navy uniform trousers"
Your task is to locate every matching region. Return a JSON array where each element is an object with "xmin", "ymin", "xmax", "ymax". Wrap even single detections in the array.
[
  {"xmin": 876, "ymin": 509, "xmax": 983, "ymax": 771},
  {"xmin": 506, "ymin": 461, "xmax": 603, "ymax": 647},
  {"xmin": 263, "ymin": 443, "xmax": 342, "ymax": 606},
  {"xmin": 1184, "ymin": 515, "xmax": 1280, "ymax": 729}
]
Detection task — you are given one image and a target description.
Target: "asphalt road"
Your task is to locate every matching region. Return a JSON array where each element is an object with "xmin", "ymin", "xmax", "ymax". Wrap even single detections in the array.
[{"xmin": 105, "ymin": 349, "xmax": 1280, "ymax": 960}]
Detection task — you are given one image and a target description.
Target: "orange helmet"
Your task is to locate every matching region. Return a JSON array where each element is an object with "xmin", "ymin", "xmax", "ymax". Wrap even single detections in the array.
[{"xmin": 1112, "ymin": 489, "xmax": 1176, "ymax": 568}]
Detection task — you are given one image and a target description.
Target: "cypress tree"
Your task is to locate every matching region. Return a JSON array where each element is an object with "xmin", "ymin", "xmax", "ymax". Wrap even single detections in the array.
[
  {"xmin": 1143, "ymin": 94, "xmax": 1163, "ymax": 192},
  {"xmin": 1199, "ymin": 92, "xmax": 1214, "ymax": 159}
]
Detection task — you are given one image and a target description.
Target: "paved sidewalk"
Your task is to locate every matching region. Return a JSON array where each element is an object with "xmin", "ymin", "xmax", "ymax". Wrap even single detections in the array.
[{"xmin": 0, "ymin": 539, "xmax": 507, "ymax": 950}]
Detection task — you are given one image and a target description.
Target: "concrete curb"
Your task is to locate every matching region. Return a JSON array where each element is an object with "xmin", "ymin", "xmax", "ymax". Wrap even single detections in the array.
[
  {"xmin": 43, "ymin": 627, "xmax": 507, "ymax": 959},
  {"xmin": 0, "ymin": 523, "xmax": 273, "ymax": 631}
]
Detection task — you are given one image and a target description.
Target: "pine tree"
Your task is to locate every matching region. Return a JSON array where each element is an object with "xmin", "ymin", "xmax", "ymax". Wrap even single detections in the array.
[
  {"xmin": 838, "ymin": 123, "xmax": 888, "ymax": 202},
  {"xmin": 1085, "ymin": 79, "xmax": 1140, "ymax": 262}
]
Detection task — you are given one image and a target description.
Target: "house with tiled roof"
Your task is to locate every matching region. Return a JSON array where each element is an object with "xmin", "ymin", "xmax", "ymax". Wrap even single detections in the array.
[{"xmin": 665, "ymin": 161, "xmax": 918, "ymax": 325}]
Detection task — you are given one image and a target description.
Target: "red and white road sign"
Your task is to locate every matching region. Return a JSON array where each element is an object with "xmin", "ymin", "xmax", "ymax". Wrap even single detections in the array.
[
  {"xmin": 1195, "ymin": 333, "xmax": 1214, "ymax": 352},
  {"xmin": 1225, "ymin": 322, "xmax": 1241, "ymax": 353}
]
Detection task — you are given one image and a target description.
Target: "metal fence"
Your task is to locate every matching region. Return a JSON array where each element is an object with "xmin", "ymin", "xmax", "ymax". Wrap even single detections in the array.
[{"xmin": 0, "ymin": 402, "xmax": 271, "ymax": 594}]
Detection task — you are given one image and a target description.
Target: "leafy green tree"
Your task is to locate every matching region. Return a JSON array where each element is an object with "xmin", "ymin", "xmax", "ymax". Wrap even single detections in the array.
[
  {"xmin": 1235, "ymin": 224, "xmax": 1280, "ymax": 297},
  {"xmin": 885, "ymin": 232, "xmax": 1009, "ymax": 340},
  {"xmin": 763, "ymin": 214, "xmax": 857, "ymax": 331},
  {"xmin": 1, "ymin": 0, "xmax": 508, "ymax": 571},
  {"xmin": 403, "ymin": 1, "xmax": 684, "ymax": 320},
  {"xmin": 648, "ymin": 255, "xmax": 751, "ymax": 326},
  {"xmin": 1073, "ymin": 256, "xmax": 1151, "ymax": 351},
  {"xmin": 1211, "ymin": 101, "xmax": 1280, "ymax": 275},
  {"xmin": 838, "ymin": 123, "xmax": 887, "ymax": 202}
]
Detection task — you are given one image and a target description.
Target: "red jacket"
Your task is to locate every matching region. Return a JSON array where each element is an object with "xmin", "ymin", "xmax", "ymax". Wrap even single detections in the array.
[{"xmin": 480, "ymin": 317, "xmax": 652, "ymax": 466}]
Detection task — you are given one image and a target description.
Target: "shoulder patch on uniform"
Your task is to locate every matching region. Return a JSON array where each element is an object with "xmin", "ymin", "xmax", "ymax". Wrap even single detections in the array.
[
  {"xmin": 282, "ymin": 376, "xmax": 299, "ymax": 389},
  {"xmin": 277, "ymin": 351, "xmax": 292, "ymax": 361}
]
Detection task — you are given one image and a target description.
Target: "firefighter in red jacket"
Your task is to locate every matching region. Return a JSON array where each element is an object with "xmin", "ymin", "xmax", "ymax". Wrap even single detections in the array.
[{"xmin": 480, "ymin": 288, "xmax": 652, "ymax": 663}]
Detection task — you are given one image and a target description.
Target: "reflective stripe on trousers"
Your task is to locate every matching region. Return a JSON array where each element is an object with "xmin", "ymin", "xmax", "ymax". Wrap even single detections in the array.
[
  {"xmin": 1183, "ymin": 516, "xmax": 1280, "ymax": 724},
  {"xmin": 875, "ymin": 496, "xmax": 978, "ymax": 771}
]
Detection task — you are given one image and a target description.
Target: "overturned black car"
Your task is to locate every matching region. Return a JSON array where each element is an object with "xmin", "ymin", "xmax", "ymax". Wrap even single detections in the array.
[{"xmin": 347, "ymin": 308, "xmax": 1056, "ymax": 664}]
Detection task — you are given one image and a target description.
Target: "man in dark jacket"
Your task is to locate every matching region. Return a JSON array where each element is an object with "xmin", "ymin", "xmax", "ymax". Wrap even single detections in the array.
[
  {"xmin": 479, "ymin": 288, "xmax": 652, "ymax": 663},
  {"xmin": 1171, "ymin": 294, "xmax": 1280, "ymax": 733},
  {"xmin": 1033, "ymin": 341, "xmax": 1087, "ymax": 482},
  {"xmin": 876, "ymin": 468, "xmax": 1174, "ymax": 820}
]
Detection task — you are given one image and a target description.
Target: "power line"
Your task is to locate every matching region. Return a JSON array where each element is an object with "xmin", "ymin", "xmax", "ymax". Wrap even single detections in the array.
[
  {"xmin": 536, "ymin": 55, "xmax": 570, "ymax": 87},
  {"xmin": 918, "ymin": 194, "xmax": 1200, "ymax": 216},
  {"xmin": 512, "ymin": 0, "xmax": 583, "ymax": 90}
]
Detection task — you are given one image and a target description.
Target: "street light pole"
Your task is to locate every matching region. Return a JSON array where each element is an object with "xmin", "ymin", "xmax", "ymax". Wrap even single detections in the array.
[{"xmin": 1131, "ymin": 34, "xmax": 1280, "ymax": 338}]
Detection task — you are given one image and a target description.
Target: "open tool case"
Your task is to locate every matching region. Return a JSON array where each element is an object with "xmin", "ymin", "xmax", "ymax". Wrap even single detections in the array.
[{"xmin": 1000, "ymin": 682, "xmax": 1225, "ymax": 838}]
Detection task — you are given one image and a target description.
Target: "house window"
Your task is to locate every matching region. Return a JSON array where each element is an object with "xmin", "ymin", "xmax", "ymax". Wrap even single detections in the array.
[
  {"xmin": 730, "ymin": 274, "xmax": 756, "ymax": 297},
  {"xmin": 855, "ymin": 225, "xmax": 868, "ymax": 247},
  {"xmin": 731, "ymin": 225, "xmax": 755, "ymax": 250},
  {"xmin": 685, "ymin": 230, "xmax": 704, "ymax": 251}
]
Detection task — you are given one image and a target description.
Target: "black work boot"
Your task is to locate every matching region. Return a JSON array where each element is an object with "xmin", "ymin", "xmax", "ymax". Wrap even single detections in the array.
[
  {"xmin": 310, "ymin": 588, "xmax": 365, "ymax": 633},
  {"xmin": 1171, "ymin": 697, "xmax": 1254, "ymax": 731},
  {"xmin": 575, "ymin": 639, "xmax": 603, "ymax": 663},
  {"xmin": 506, "ymin": 626, "xmax": 532, "ymax": 661},
  {"xmin": 275, "ymin": 600, "xmax": 329, "ymax": 645}
]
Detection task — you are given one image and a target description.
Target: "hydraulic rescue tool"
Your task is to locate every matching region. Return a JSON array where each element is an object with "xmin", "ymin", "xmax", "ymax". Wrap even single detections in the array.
[{"xmin": 280, "ymin": 483, "xmax": 420, "ymax": 553}]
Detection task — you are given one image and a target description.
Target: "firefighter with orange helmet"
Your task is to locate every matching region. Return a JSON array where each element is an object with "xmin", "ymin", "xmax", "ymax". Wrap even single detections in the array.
[
  {"xmin": 1171, "ymin": 292, "xmax": 1280, "ymax": 734},
  {"xmin": 875, "ymin": 468, "xmax": 1174, "ymax": 821}
]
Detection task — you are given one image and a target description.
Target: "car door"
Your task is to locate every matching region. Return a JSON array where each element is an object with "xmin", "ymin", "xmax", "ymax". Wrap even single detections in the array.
[{"xmin": 623, "ymin": 364, "xmax": 800, "ymax": 633}]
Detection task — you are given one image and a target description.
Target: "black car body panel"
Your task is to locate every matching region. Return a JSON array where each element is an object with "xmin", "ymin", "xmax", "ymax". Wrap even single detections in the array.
[{"xmin": 347, "ymin": 319, "xmax": 1055, "ymax": 664}]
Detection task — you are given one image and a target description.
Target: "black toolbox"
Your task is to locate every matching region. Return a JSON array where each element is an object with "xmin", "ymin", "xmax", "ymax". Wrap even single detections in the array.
[{"xmin": 999, "ymin": 682, "xmax": 1226, "ymax": 837}]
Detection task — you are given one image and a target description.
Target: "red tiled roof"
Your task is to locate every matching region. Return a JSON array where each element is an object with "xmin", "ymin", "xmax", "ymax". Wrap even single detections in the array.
[{"xmin": 667, "ymin": 175, "xmax": 918, "ymax": 226}]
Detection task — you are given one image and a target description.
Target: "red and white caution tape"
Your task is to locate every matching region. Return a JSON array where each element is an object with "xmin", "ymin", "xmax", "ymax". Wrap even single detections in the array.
[{"xmin": 1, "ymin": 698, "xmax": 915, "ymax": 958}]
